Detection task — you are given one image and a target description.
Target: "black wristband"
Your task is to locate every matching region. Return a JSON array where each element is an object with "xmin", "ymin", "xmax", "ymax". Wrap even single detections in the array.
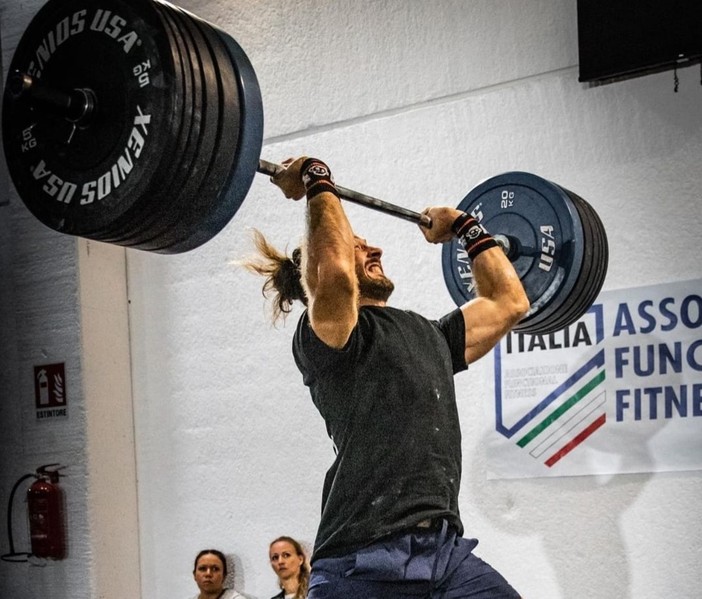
[
  {"xmin": 300, "ymin": 158, "xmax": 338, "ymax": 201},
  {"xmin": 301, "ymin": 158, "xmax": 334, "ymax": 188},
  {"xmin": 451, "ymin": 212, "xmax": 473, "ymax": 235},
  {"xmin": 452, "ymin": 213, "xmax": 498, "ymax": 261}
]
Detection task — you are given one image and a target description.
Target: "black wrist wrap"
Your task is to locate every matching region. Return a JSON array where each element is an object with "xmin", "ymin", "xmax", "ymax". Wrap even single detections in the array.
[
  {"xmin": 452, "ymin": 212, "xmax": 498, "ymax": 261},
  {"xmin": 300, "ymin": 158, "xmax": 338, "ymax": 201}
]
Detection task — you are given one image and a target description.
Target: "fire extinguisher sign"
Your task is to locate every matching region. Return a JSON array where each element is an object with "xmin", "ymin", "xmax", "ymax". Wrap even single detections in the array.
[{"xmin": 34, "ymin": 363, "xmax": 67, "ymax": 420}]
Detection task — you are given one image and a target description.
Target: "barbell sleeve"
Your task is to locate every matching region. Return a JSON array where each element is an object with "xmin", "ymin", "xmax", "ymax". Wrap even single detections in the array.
[
  {"xmin": 9, "ymin": 71, "xmax": 95, "ymax": 124},
  {"xmin": 258, "ymin": 159, "xmax": 433, "ymax": 228}
]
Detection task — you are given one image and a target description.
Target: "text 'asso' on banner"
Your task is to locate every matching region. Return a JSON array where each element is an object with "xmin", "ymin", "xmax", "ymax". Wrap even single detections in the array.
[{"xmin": 486, "ymin": 278, "xmax": 702, "ymax": 479}]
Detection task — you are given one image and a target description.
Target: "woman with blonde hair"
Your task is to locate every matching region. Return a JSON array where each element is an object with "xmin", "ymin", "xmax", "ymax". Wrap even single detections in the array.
[{"xmin": 268, "ymin": 536, "xmax": 310, "ymax": 599}]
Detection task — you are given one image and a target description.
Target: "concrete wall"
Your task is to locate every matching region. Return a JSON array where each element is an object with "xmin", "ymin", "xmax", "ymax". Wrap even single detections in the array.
[{"xmin": 1, "ymin": 1, "xmax": 701, "ymax": 598}]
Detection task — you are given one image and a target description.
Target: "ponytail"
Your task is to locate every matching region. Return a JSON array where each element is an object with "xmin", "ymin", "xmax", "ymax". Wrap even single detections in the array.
[{"xmin": 241, "ymin": 230, "xmax": 307, "ymax": 324}]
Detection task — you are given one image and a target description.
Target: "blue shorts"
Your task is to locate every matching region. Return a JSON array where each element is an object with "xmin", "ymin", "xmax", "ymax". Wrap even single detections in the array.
[{"xmin": 308, "ymin": 521, "xmax": 520, "ymax": 599}]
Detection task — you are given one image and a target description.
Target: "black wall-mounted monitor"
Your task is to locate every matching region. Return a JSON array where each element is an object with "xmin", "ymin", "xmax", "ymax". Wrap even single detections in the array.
[{"xmin": 577, "ymin": 0, "xmax": 702, "ymax": 83}]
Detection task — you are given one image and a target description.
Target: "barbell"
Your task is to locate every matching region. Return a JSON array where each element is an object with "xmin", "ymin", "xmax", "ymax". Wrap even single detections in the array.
[{"xmin": 2, "ymin": 0, "xmax": 608, "ymax": 334}]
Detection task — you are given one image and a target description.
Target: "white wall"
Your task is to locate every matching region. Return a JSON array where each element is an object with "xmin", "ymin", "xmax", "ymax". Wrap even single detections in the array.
[
  {"xmin": 1, "ymin": 4, "xmax": 89, "ymax": 598},
  {"xmin": 2, "ymin": 1, "xmax": 701, "ymax": 598},
  {"xmin": 130, "ymin": 1, "xmax": 702, "ymax": 597},
  {"xmin": 0, "ymin": 2, "xmax": 138, "ymax": 597}
]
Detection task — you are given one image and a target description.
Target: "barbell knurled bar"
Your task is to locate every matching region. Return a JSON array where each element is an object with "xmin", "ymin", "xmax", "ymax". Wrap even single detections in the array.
[{"xmin": 257, "ymin": 159, "xmax": 433, "ymax": 229}]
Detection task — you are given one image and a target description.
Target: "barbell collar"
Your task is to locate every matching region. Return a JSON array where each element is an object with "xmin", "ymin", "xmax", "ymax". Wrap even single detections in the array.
[
  {"xmin": 492, "ymin": 233, "xmax": 536, "ymax": 261},
  {"xmin": 258, "ymin": 159, "xmax": 433, "ymax": 229},
  {"xmin": 493, "ymin": 234, "xmax": 511, "ymax": 257}
]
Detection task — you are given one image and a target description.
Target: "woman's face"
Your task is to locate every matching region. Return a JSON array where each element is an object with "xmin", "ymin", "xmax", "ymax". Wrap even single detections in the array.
[
  {"xmin": 193, "ymin": 553, "xmax": 225, "ymax": 594},
  {"xmin": 269, "ymin": 540, "xmax": 303, "ymax": 582}
]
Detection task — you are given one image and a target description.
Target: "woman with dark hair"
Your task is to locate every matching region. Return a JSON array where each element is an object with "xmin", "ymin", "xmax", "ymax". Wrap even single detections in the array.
[
  {"xmin": 268, "ymin": 536, "xmax": 310, "ymax": 599},
  {"xmin": 190, "ymin": 549, "xmax": 245, "ymax": 599}
]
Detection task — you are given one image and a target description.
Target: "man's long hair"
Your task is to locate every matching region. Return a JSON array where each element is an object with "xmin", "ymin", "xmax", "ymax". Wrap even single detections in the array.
[{"xmin": 241, "ymin": 229, "xmax": 307, "ymax": 324}]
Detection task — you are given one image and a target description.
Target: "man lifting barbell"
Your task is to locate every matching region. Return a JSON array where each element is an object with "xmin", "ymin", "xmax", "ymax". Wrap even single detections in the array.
[
  {"xmin": 246, "ymin": 156, "xmax": 528, "ymax": 598},
  {"xmin": 2, "ymin": 1, "xmax": 608, "ymax": 596},
  {"xmin": 3, "ymin": 0, "xmax": 606, "ymax": 335}
]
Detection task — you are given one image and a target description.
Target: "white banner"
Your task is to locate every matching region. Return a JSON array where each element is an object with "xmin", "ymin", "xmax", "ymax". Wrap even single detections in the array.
[{"xmin": 486, "ymin": 279, "xmax": 702, "ymax": 479}]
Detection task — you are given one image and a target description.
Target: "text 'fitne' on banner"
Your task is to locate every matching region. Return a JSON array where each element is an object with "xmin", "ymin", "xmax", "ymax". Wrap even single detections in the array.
[{"xmin": 486, "ymin": 278, "xmax": 702, "ymax": 479}]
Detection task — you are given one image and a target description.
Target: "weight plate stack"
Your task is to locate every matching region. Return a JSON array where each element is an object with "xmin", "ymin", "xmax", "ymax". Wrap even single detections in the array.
[
  {"xmin": 441, "ymin": 172, "xmax": 608, "ymax": 335},
  {"xmin": 2, "ymin": 0, "xmax": 263, "ymax": 253},
  {"xmin": 158, "ymin": 17, "xmax": 263, "ymax": 254},
  {"xmin": 2, "ymin": 0, "xmax": 180, "ymax": 239},
  {"xmin": 542, "ymin": 187, "xmax": 608, "ymax": 333}
]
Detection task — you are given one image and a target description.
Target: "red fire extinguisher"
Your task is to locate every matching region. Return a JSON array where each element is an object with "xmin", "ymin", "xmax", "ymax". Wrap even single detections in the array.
[{"xmin": 27, "ymin": 464, "xmax": 66, "ymax": 560}]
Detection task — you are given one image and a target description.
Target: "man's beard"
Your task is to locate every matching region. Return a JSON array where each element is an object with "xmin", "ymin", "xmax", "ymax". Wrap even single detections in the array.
[{"xmin": 356, "ymin": 264, "xmax": 394, "ymax": 302}]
